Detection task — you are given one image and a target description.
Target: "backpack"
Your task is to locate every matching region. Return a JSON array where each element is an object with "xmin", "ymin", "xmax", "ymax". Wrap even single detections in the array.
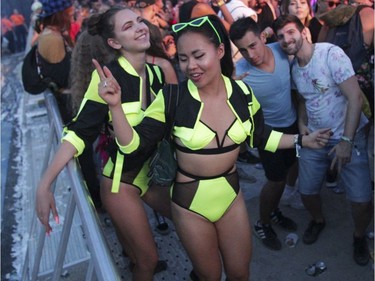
[
  {"xmin": 21, "ymin": 45, "xmax": 50, "ymax": 95},
  {"xmin": 22, "ymin": 44, "xmax": 71, "ymax": 95},
  {"xmin": 321, "ymin": 5, "xmax": 374, "ymax": 117}
]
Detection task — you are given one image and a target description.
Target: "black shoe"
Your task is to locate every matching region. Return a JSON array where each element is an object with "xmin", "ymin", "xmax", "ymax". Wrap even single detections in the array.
[
  {"xmin": 302, "ymin": 220, "xmax": 325, "ymax": 244},
  {"xmin": 254, "ymin": 220, "xmax": 282, "ymax": 250},
  {"xmin": 270, "ymin": 208, "xmax": 297, "ymax": 231},
  {"xmin": 237, "ymin": 151, "xmax": 261, "ymax": 164},
  {"xmin": 353, "ymin": 235, "xmax": 370, "ymax": 266}
]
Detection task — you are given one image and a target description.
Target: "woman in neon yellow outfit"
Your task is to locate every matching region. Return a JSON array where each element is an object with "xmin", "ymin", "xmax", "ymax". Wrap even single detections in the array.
[
  {"xmin": 94, "ymin": 15, "xmax": 332, "ymax": 281},
  {"xmin": 35, "ymin": 7, "xmax": 171, "ymax": 280}
]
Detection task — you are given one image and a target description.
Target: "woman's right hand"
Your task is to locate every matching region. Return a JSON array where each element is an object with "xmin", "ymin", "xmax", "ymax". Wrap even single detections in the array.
[
  {"xmin": 35, "ymin": 182, "xmax": 59, "ymax": 235},
  {"xmin": 92, "ymin": 59, "xmax": 122, "ymax": 108}
]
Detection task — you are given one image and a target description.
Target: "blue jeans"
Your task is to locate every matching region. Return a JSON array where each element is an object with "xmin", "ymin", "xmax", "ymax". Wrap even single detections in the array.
[{"xmin": 298, "ymin": 129, "xmax": 372, "ymax": 203}]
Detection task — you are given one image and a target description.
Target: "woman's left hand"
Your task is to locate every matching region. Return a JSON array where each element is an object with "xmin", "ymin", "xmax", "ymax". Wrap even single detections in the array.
[
  {"xmin": 92, "ymin": 59, "xmax": 122, "ymax": 108},
  {"xmin": 303, "ymin": 128, "xmax": 333, "ymax": 149}
]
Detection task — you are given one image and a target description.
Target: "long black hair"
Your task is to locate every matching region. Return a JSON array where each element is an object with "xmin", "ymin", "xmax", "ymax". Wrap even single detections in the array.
[{"xmin": 173, "ymin": 15, "xmax": 234, "ymax": 77}]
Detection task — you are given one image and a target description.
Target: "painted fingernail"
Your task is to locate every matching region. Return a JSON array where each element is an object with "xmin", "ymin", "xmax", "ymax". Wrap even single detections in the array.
[{"xmin": 55, "ymin": 216, "xmax": 59, "ymax": 224}]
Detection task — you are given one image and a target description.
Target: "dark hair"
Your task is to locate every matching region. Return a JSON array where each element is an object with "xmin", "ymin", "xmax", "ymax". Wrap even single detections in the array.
[
  {"xmin": 174, "ymin": 15, "xmax": 234, "ymax": 77},
  {"xmin": 272, "ymin": 14, "xmax": 305, "ymax": 34},
  {"xmin": 229, "ymin": 16, "xmax": 261, "ymax": 43},
  {"xmin": 41, "ymin": 7, "xmax": 74, "ymax": 46},
  {"xmin": 280, "ymin": 0, "xmax": 312, "ymax": 26},
  {"xmin": 70, "ymin": 30, "xmax": 115, "ymax": 112},
  {"xmin": 143, "ymin": 19, "xmax": 170, "ymax": 60},
  {"xmin": 87, "ymin": 6, "xmax": 127, "ymax": 42}
]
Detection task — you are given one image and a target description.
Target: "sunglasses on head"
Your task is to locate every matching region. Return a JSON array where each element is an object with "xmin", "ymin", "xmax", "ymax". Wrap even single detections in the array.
[
  {"xmin": 326, "ymin": 1, "xmax": 340, "ymax": 7},
  {"xmin": 172, "ymin": 16, "xmax": 222, "ymax": 43}
]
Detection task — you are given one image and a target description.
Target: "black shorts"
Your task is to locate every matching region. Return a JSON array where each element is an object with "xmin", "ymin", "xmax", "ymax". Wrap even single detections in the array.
[{"xmin": 258, "ymin": 121, "xmax": 298, "ymax": 182}]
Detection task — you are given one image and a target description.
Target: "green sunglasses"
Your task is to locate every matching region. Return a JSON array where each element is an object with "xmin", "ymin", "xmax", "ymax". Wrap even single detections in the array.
[{"xmin": 172, "ymin": 16, "xmax": 222, "ymax": 43}]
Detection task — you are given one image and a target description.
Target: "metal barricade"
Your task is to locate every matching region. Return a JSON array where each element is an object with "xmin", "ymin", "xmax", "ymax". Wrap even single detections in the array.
[{"xmin": 21, "ymin": 92, "xmax": 121, "ymax": 281}]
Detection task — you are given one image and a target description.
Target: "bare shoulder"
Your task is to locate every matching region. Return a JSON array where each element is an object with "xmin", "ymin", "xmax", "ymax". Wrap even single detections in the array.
[{"xmin": 191, "ymin": 3, "xmax": 216, "ymax": 18}]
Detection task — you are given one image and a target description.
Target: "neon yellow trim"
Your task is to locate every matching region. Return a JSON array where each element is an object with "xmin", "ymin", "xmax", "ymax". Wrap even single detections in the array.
[
  {"xmin": 151, "ymin": 64, "xmax": 163, "ymax": 84},
  {"xmin": 62, "ymin": 131, "xmax": 85, "ymax": 157},
  {"xmin": 111, "ymin": 151, "xmax": 124, "ymax": 193},
  {"xmin": 103, "ymin": 157, "xmax": 114, "ymax": 177},
  {"xmin": 118, "ymin": 56, "xmax": 138, "ymax": 76},
  {"xmin": 85, "ymin": 71, "xmax": 107, "ymax": 104},
  {"xmin": 143, "ymin": 90, "xmax": 166, "ymax": 122},
  {"xmin": 115, "ymin": 127, "xmax": 140, "ymax": 154},
  {"xmin": 264, "ymin": 130, "xmax": 283, "ymax": 152}
]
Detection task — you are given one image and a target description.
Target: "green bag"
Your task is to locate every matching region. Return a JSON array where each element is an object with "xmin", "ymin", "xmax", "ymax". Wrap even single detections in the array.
[{"xmin": 148, "ymin": 84, "xmax": 179, "ymax": 187}]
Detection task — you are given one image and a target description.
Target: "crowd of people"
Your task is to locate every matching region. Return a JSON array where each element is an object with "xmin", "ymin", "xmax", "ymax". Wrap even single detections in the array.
[{"xmin": 18, "ymin": 0, "xmax": 373, "ymax": 280}]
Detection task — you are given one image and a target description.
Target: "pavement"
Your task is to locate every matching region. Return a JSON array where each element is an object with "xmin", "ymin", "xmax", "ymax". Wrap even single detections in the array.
[{"xmin": 1, "ymin": 51, "xmax": 374, "ymax": 281}]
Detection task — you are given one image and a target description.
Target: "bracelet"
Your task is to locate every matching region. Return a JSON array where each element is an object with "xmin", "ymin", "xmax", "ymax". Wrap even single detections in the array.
[
  {"xmin": 294, "ymin": 134, "xmax": 301, "ymax": 158},
  {"xmin": 217, "ymin": 0, "xmax": 226, "ymax": 7},
  {"xmin": 340, "ymin": 135, "xmax": 353, "ymax": 145},
  {"xmin": 341, "ymin": 135, "xmax": 360, "ymax": 156},
  {"xmin": 298, "ymin": 134, "xmax": 303, "ymax": 148}
]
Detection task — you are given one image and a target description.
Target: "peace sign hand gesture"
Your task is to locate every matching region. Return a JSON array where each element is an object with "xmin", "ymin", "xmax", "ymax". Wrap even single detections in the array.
[{"xmin": 92, "ymin": 59, "xmax": 122, "ymax": 108}]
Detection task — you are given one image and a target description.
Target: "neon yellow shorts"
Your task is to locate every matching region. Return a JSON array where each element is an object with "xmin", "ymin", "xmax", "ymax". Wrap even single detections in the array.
[
  {"xmin": 171, "ymin": 171, "xmax": 239, "ymax": 222},
  {"xmin": 102, "ymin": 157, "xmax": 150, "ymax": 196}
]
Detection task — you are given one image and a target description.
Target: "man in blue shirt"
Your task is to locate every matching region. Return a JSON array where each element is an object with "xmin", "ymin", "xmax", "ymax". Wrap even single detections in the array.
[{"xmin": 230, "ymin": 16, "xmax": 300, "ymax": 250}]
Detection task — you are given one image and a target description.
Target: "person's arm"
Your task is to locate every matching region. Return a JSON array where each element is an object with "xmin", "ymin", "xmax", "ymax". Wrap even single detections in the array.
[
  {"xmin": 92, "ymin": 59, "xmax": 166, "ymax": 154},
  {"xmin": 212, "ymin": 0, "xmax": 234, "ymax": 25},
  {"xmin": 359, "ymin": 6, "xmax": 374, "ymax": 47},
  {"xmin": 328, "ymin": 76, "xmax": 364, "ymax": 171},
  {"xmin": 36, "ymin": 141, "xmax": 77, "ymax": 234},
  {"xmin": 191, "ymin": 3, "xmax": 232, "ymax": 31},
  {"xmin": 246, "ymin": 84, "xmax": 331, "ymax": 152}
]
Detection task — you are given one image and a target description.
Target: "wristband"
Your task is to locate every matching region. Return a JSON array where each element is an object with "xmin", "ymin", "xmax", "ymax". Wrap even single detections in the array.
[
  {"xmin": 340, "ymin": 136, "xmax": 353, "ymax": 145},
  {"xmin": 298, "ymin": 134, "xmax": 303, "ymax": 148},
  {"xmin": 217, "ymin": 0, "xmax": 225, "ymax": 7},
  {"xmin": 294, "ymin": 134, "xmax": 301, "ymax": 158},
  {"xmin": 340, "ymin": 135, "xmax": 360, "ymax": 156}
]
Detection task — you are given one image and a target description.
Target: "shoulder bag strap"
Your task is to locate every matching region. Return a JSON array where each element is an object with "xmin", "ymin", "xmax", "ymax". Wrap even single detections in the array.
[{"xmin": 164, "ymin": 84, "xmax": 179, "ymax": 140}]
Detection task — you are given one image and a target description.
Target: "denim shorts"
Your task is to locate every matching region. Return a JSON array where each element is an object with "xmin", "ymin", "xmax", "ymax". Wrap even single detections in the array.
[{"xmin": 298, "ymin": 129, "xmax": 372, "ymax": 202}]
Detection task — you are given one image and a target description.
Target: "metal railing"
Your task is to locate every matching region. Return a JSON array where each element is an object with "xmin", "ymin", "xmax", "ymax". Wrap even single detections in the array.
[{"xmin": 21, "ymin": 91, "xmax": 121, "ymax": 281}]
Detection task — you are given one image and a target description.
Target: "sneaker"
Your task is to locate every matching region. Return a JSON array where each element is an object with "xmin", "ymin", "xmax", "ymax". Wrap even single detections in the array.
[
  {"xmin": 326, "ymin": 180, "xmax": 337, "ymax": 188},
  {"xmin": 353, "ymin": 235, "xmax": 370, "ymax": 266},
  {"xmin": 155, "ymin": 222, "xmax": 170, "ymax": 235},
  {"xmin": 237, "ymin": 151, "xmax": 261, "ymax": 164},
  {"xmin": 302, "ymin": 220, "xmax": 326, "ymax": 244},
  {"xmin": 326, "ymin": 169, "xmax": 338, "ymax": 188},
  {"xmin": 332, "ymin": 185, "xmax": 345, "ymax": 194},
  {"xmin": 270, "ymin": 208, "xmax": 297, "ymax": 231},
  {"xmin": 237, "ymin": 166, "xmax": 257, "ymax": 183},
  {"xmin": 254, "ymin": 220, "xmax": 282, "ymax": 250}
]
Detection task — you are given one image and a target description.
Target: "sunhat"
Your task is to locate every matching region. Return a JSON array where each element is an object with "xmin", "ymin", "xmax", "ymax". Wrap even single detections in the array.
[{"xmin": 39, "ymin": 0, "xmax": 73, "ymax": 18}]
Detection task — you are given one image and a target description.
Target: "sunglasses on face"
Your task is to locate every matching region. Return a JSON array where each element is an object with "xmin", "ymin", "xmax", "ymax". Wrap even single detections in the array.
[
  {"xmin": 326, "ymin": 1, "xmax": 340, "ymax": 7},
  {"xmin": 172, "ymin": 16, "xmax": 222, "ymax": 43}
]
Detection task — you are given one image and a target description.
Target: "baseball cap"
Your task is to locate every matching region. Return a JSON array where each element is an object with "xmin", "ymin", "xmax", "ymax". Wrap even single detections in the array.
[{"xmin": 39, "ymin": 0, "xmax": 73, "ymax": 18}]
